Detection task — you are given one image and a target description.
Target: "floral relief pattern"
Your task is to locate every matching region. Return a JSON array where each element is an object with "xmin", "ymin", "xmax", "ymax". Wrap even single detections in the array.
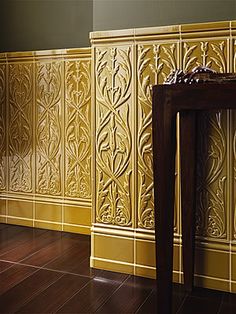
[
  {"xmin": 36, "ymin": 62, "xmax": 62, "ymax": 195},
  {"xmin": 196, "ymin": 112, "xmax": 227, "ymax": 238},
  {"xmin": 65, "ymin": 60, "xmax": 91, "ymax": 198},
  {"xmin": 8, "ymin": 63, "xmax": 33, "ymax": 192},
  {"xmin": 183, "ymin": 40, "xmax": 227, "ymax": 73},
  {"xmin": 0, "ymin": 64, "xmax": 6, "ymax": 191},
  {"xmin": 137, "ymin": 43, "xmax": 178, "ymax": 230},
  {"xmin": 183, "ymin": 40, "xmax": 228, "ymax": 239},
  {"xmin": 95, "ymin": 46, "xmax": 132, "ymax": 226}
]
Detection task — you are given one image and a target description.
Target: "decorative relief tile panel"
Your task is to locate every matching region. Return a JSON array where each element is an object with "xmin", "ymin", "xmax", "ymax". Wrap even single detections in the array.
[
  {"xmin": 137, "ymin": 42, "xmax": 179, "ymax": 230},
  {"xmin": 182, "ymin": 39, "xmax": 228, "ymax": 240},
  {"xmin": 182, "ymin": 39, "xmax": 227, "ymax": 73},
  {"xmin": 8, "ymin": 63, "xmax": 33, "ymax": 193},
  {"xmin": 95, "ymin": 46, "xmax": 133, "ymax": 226},
  {"xmin": 35, "ymin": 62, "xmax": 62, "ymax": 195},
  {"xmin": 0, "ymin": 63, "xmax": 6, "ymax": 191},
  {"xmin": 196, "ymin": 111, "xmax": 227, "ymax": 239},
  {"xmin": 65, "ymin": 59, "xmax": 91, "ymax": 199}
]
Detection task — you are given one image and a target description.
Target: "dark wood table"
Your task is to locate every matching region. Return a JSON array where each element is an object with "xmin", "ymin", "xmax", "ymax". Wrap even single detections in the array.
[{"xmin": 152, "ymin": 76, "xmax": 236, "ymax": 314}]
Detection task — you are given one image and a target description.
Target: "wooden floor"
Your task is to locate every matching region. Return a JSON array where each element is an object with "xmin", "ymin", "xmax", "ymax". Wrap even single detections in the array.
[{"xmin": 0, "ymin": 223, "xmax": 235, "ymax": 314}]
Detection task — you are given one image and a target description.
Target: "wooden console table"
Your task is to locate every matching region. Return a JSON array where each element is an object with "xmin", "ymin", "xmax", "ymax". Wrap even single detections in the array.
[{"xmin": 152, "ymin": 70, "xmax": 236, "ymax": 314}]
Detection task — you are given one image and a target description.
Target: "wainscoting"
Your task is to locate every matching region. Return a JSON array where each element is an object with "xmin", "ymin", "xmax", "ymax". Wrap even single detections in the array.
[
  {"xmin": 90, "ymin": 21, "xmax": 236, "ymax": 292},
  {"xmin": 1, "ymin": 20, "xmax": 236, "ymax": 292},
  {"xmin": 0, "ymin": 48, "xmax": 91, "ymax": 234}
]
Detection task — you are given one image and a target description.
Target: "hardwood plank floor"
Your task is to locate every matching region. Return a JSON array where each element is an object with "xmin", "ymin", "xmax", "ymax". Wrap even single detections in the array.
[{"xmin": 0, "ymin": 223, "xmax": 235, "ymax": 314}]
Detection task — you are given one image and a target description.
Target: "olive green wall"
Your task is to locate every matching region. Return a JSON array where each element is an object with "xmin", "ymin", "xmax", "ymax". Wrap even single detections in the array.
[
  {"xmin": 93, "ymin": 0, "xmax": 236, "ymax": 31},
  {"xmin": 1, "ymin": 0, "xmax": 236, "ymax": 52},
  {"xmin": 0, "ymin": 0, "xmax": 93, "ymax": 52}
]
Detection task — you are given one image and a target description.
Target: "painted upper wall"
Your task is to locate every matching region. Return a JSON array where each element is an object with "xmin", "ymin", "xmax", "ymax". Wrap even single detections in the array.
[
  {"xmin": 0, "ymin": 0, "xmax": 93, "ymax": 52},
  {"xmin": 1, "ymin": 0, "xmax": 236, "ymax": 52},
  {"xmin": 93, "ymin": 0, "xmax": 236, "ymax": 31}
]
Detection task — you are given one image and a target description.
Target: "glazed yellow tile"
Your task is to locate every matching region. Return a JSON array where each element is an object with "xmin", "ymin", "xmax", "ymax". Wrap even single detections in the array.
[
  {"xmin": 231, "ymin": 253, "xmax": 236, "ymax": 281},
  {"xmin": 35, "ymin": 202, "xmax": 62, "ymax": 223},
  {"xmin": 91, "ymin": 257, "xmax": 134, "ymax": 275},
  {"xmin": 0, "ymin": 216, "xmax": 7, "ymax": 223},
  {"xmin": 135, "ymin": 265, "xmax": 156, "ymax": 279},
  {"xmin": 194, "ymin": 275, "xmax": 229, "ymax": 292},
  {"xmin": 136, "ymin": 240, "xmax": 155, "ymax": 267},
  {"xmin": 8, "ymin": 200, "xmax": 33, "ymax": 219},
  {"xmin": 195, "ymin": 248, "xmax": 229, "ymax": 280},
  {"xmin": 94, "ymin": 234, "xmax": 134, "ymax": 264},
  {"xmin": 63, "ymin": 224, "xmax": 91, "ymax": 235},
  {"xmin": 7, "ymin": 217, "xmax": 33, "ymax": 228},
  {"xmin": 64, "ymin": 205, "xmax": 91, "ymax": 227},
  {"xmin": 0, "ymin": 199, "xmax": 6, "ymax": 215},
  {"xmin": 34, "ymin": 221, "xmax": 62, "ymax": 231}
]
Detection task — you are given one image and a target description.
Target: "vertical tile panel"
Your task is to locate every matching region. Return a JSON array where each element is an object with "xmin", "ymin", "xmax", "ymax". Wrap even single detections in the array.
[
  {"xmin": 95, "ymin": 45, "xmax": 133, "ymax": 227},
  {"xmin": 8, "ymin": 60, "xmax": 34, "ymax": 193},
  {"xmin": 0, "ymin": 55, "xmax": 6, "ymax": 192},
  {"xmin": 136, "ymin": 41, "xmax": 179, "ymax": 232},
  {"xmin": 64, "ymin": 58, "xmax": 91, "ymax": 199},
  {"xmin": 182, "ymin": 38, "xmax": 229, "ymax": 241},
  {"xmin": 35, "ymin": 60, "xmax": 62, "ymax": 196}
]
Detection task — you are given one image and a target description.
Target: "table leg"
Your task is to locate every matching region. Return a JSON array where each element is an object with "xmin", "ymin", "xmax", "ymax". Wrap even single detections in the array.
[
  {"xmin": 153, "ymin": 98, "xmax": 177, "ymax": 314},
  {"xmin": 180, "ymin": 111, "xmax": 197, "ymax": 292}
]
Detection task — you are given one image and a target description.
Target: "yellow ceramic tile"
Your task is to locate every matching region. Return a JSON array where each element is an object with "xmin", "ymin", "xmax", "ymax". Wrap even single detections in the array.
[
  {"xmin": 135, "ymin": 265, "xmax": 156, "ymax": 279},
  {"xmin": 135, "ymin": 240, "xmax": 180, "ymax": 270},
  {"xmin": 91, "ymin": 257, "xmax": 134, "ymax": 275},
  {"xmin": 194, "ymin": 275, "xmax": 229, "ymax": 292},
  {"xmin": 94, "ymin": 234, "xmax": 134, "ymax": 264},
  {"xmin": 231, "ymin": 253, "xmax": 236, "ymax": 281},
  {"xmin": 64, "ymin": 206, "xmax": 91, "ymax": 226},
  {"xmin": 35, "ymin": 202, "xmax": 62, "ymax": 223},
  {"xmin": 63, "ymin": 224, "xmax": 90, "ymax": 235},
  {"xmin": 0, "ymin": 199, "xmax": 6, "ymax": 215},
  {"xmin": 7, "ymin": 217, "xmax": 33, "ymax": 227},
  {"xmin": 195, "ymin": 248, "xmax": 229, "ymax": 280},
  {"xmin": 181, "ymin": 21, "xmax": 230, "ymax": 33},
  {"xmin": 64, "ymin": 57, "xmax": 91, "ymax": 199},
  {"xmin": 94, "ymin": 43, "xmax": 133, "ymax": 228},
  {"xmin": 231, "ymin": 282, "xmax": 236, "ymax": 293},
  {"xmin": 8, "ymin": 200, "xmax": 33, "ymax": 219},
  {"xmin": 34, "ymin": 221, "xmax": 62, "ymax": 231},
  {"xmin": 8, "ymin": 61, "xmax": 34, "ymax": 193},
  {"xmin": 136, "ymin": 240, "xmax": 155, "ymax": 267},
  {"xmin": 0, "ymin": 216, "xmax": 7, "ymax": 223},
  {"xmin": 35, "ymin": 60, "xmax": 62, "ymax": 196}
]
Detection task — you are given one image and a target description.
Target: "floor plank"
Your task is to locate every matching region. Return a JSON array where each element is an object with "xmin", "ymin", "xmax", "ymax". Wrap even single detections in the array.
[
  {"xmin": 43, "ymin": 241, "xmax": 90, "ymax": 275},
  {"xmin": 57, "ymin": 271, "xmax": 129, "ymax": 313},
  {"xmin": 0, "ymin": 264, "xmax": 37, "ymax": 295},
  {"xmin": 0, "ymin": 261, "xmax": 13, "ymax": 273},
  {"xmin": 20, "ymin": 236, "xmax": 78, "ymax": 267},
  {"xmin": 0, "ymin": 230, "xmax": 62, "ymax": 262},
  {"xmin": 0, "ymin": 269, "xmax": 63, "ymax": 313},
  {"xmin": 16, "ymin": 274, "xmax": 90, "ymax": 313},
  {"xmin": 0, "ymin": 224, "xmax": 235, "ymax": 314},
  {"xmin": 95, "ymin": 276, "xmax": 154, "ymax": 314}
]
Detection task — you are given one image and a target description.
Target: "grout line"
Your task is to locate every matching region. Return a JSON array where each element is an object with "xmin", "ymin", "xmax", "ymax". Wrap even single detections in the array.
[
  {"xmin": 0, "ymin": 258, "xmax": 96, "ymax": 280},
  {"xmin": 134, "ymin": 288, "xmax": 154, "ymax": 314}
]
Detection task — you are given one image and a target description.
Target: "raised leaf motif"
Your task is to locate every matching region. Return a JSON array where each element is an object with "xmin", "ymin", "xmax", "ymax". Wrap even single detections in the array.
[
  {"xmin": 8, "ymin": 63, "xmax": 33, "ymax": 192},
  {"xmin": 95, "ymin": 46, "xmax": 132, "ymax": 226},
  {"xmin": 36, "ymin": 62, "xmax": 62, "ymax": 195},
  {"xmin": 65, "ymin": 60, "xmax": 91, "ymax": 198}
]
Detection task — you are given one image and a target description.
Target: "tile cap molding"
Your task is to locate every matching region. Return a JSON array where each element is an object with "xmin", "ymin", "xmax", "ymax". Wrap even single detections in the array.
[
  {"xmin": 0, "ymin": 47, "xmax": 91, "ymax": 59},
  {"xmin": 90, "ymin": 20, "xmax": 233, "ymax": 40}
]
